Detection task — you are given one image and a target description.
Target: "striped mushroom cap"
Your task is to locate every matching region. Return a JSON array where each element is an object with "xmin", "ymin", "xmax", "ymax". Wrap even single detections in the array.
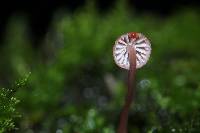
[{"xmin": 113, "ymin": 32, "xmax": 151, "ymax": 70}]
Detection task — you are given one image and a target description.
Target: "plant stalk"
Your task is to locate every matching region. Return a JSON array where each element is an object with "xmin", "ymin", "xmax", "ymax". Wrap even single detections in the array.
[{"xmin": 117, "ymin": 45, "xmax": 136, "ymax": 133}]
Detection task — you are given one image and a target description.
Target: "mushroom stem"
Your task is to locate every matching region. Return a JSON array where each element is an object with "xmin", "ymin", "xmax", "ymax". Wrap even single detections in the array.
[{"xmin": 117, "ymin": 45, "xmax": 136, "ymax": 133}]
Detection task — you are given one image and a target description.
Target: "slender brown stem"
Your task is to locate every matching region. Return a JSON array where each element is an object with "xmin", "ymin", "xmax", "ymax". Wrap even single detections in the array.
[{"xmin": 117, "ymin": 45, "xmax": 136, "ymax": 133}]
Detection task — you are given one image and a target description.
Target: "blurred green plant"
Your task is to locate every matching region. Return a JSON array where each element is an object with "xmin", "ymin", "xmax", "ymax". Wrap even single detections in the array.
[{"xmin": 0, "ymin": 0, "xmax": 200, "ymax": 132}]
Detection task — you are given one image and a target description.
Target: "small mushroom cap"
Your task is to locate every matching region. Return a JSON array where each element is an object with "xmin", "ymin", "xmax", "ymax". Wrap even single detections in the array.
[{"xmin": 113, "ymin": 32, "xmax": 151, "ymax": 70}]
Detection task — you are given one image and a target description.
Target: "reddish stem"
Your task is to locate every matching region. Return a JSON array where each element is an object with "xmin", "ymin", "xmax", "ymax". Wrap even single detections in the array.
[{"xmin": 117, "ymin": 45, "xmax": 136, "ymax": 133}]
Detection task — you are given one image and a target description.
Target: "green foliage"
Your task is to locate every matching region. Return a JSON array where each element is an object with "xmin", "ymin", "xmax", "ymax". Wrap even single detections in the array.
[
  {"xmin": 0, "ymin": 74, "xmax": 29, "ymax": 132},
  {"xmin": 0, "ymin": 1, "xmax": 200, "ymax": 132},
  {"xmin": 0, "ymin": 88, "xmax": 18, "ymax": 132}
]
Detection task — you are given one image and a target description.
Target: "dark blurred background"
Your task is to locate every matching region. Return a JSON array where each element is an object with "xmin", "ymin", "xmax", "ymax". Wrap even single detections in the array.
[
  {"xmin": 0, "ymin": 0, "xmax": 200, "ymax": 44},
  {"xmin": 0, "ymin": 0, "xmax": 200, "ymax": 133}
]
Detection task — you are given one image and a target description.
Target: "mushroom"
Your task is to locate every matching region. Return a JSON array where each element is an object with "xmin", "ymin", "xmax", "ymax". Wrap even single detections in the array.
[
  {"xmin": 113, "ymin": 32, "xmax": 151, "ymax": 70},
  {"xmin": 113, "ymin": 32, "xmax": 151, "ymax": 133}
]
